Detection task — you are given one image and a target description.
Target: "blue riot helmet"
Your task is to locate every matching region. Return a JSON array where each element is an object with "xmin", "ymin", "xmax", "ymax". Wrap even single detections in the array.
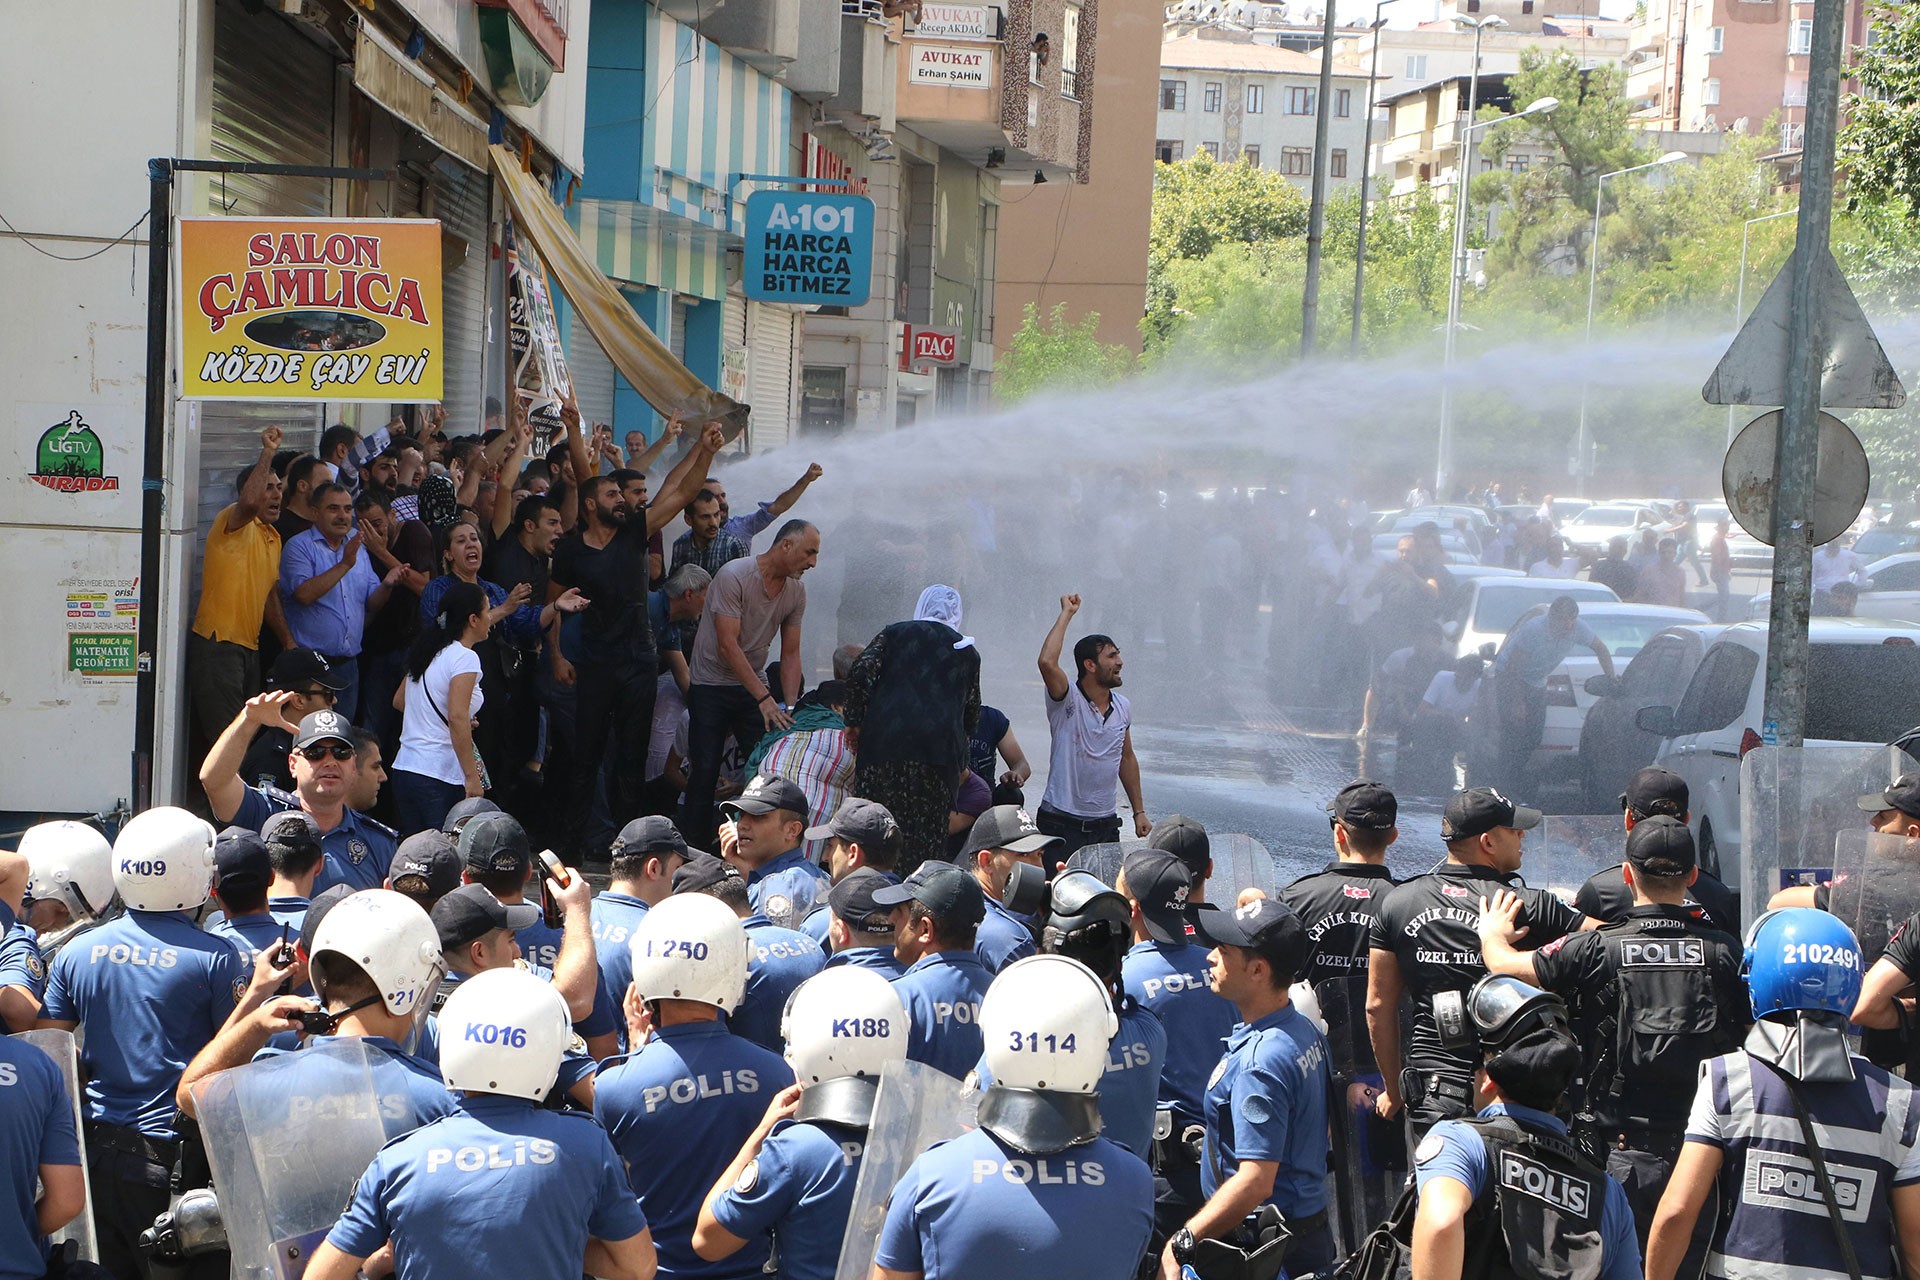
[{"xmin": 1742, "ymin": 908, "xmax": 1864, "ymax": 1022}]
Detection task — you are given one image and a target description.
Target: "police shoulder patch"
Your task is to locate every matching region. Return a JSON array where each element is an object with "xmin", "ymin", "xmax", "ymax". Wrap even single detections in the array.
[
  {"xmin": 232, "ymin": 979, "xmax": 249, "ymax": 1003},
  {"xmin": 25, "ymin": 951, "xmax": 46, "ymax": 982},
  {"xmin": 734, "ymin": 1159, "xmax": 760, "ymax": 1195},
  {"xmin": 1207, "ymin": 1058, "xmax": 1229, "ymax": 1090},
  {"xmin": 347, "ymin": 838, "xmax": 370, "ymax": 865},
  {"xmin": 1414, "ymin": 1134, "xmax": 1446, "ymax": 1165},
  {"xmin": 765, "ymin": 894, "xmax": 792, "ymax": 922}
]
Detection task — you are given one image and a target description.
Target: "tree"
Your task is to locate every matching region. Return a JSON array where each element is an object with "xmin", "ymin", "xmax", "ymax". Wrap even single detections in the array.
[
  {"xmin": 1841, "ymin": 0, "xmax": 1920, "ymax": 218},
  {"xmin": 1145, "ymin": 154, "xmax": 1310, "ymax": 342},
  {"xmin": 996, "ymin": 303, "xmax": 1136, "ymax": 403}
]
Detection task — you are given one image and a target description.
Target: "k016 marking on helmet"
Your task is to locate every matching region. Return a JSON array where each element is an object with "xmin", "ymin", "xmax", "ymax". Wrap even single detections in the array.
[
  {"xmin": 464, "ymin": 1023, "xmax": 529, "ymax": 1047},
  {"xmin": 831, "ymin": 1016, "xmax": 892, "ymax": 1037}
]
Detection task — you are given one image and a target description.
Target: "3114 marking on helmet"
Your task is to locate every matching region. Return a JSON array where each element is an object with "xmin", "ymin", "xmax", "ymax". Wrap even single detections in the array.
[
  {"xmin": 1497, "ymin": 1150, "xmax": 1591, "ymax": 1215},
  {"xmin": 1008, "ymin": 1032, "xmax": 1078, "ymax": 1052}
]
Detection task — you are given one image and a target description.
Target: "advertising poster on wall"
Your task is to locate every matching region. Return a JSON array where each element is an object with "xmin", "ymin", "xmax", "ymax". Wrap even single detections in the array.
[{"xmin": 505, "ymin": 219, "xmax": 575, "ymax": 441}]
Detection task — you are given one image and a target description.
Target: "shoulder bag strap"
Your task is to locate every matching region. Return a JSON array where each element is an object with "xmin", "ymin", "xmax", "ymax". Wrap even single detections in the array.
[{"xmin": 1779, "ymin": 1074, "xmax": 1866, "ymax": 1280}]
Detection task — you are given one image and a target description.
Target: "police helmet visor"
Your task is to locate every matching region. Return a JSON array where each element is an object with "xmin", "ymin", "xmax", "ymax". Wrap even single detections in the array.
[{"xmin": 1467, "ymin": 975, "xmax": 1567, "ymax": 1050}]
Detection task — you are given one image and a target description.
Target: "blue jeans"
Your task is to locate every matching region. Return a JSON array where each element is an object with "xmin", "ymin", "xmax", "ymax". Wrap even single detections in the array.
[
  {"xmin": 390, "ymin": 768, "xmax": 466, "ymax": 837},
  {"xmin": 323, "ymin": 655, "xmax": 362, "ymax": 724}
]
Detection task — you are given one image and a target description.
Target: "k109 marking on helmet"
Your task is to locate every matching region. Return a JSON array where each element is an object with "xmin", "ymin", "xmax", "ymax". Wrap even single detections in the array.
[
  {"xmin": 425, "ymin": 1139, "xmax": 558, "ymax": 1173},
  {"xmin": 464, "ymin": 1023, "xmax": 529, "ymax": 1047},
  {"xmin": 970, "ymin": 1158, "xmax": 1108, "ymax": 1186},
  {"xmin": 641, "ymin": 1069, "xmax": 763, "ymax": 1114},
  {"xmin": 119, "ymin": 858, "xmax": 167, "ymax": 877},
  {"xmin": 831, "ymin": 1017, "xmax": 893, "ymax": 1037}
]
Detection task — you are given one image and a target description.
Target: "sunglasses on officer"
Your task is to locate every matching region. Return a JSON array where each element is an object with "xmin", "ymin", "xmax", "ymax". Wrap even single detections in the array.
[{"xmin": 298, "ymin": 743, "xmax": 356, "ymax": 762}]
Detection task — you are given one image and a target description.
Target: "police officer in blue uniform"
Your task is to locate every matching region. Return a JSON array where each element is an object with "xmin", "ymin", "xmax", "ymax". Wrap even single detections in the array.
[
  {"xmin": 720, "ymin": 778, "xmax": 830, "ymax": 930},
  {"xmin": 35, "ymin": 807, "xmax": 248, "ymax": 1279},
  {"xmin": 0, "ymin": 848, "xmax": 46, "ymax": 1034},
  {"xmin": 306, "ymin": 968, "xmax": 655, "ymax": 1280},
  {"xmin": 595, "ymin": 891, "xmax": 796, "ymax": 1280},
  {"xmin": 820, "ymin": 870, "xmax": 906, "ymax": 978},
  {"xmin": 955, "ymin": 806, "xmax": 1055, "ymax": 972},
  {"xmin": 1164, "ymin": 899, "xmax": 1334, "ymax": 1280},
  {"xmin": 0, "ymin": 1031, "xmax": 87, "ymax": 1280},
  {"xmin": 204, "ymin": 829, "xmax": 283, "ymax": 966},
  {"xmin": 19, "ymin": 821, "xmax": 116, "ymax": 969},
  {"xmin": 593, "ymin": 817, "xmax": 694, "ymax": 1035},
  {"xmin": 1648, "ymin": 910, "xmax": 1920, "ymax": 1280},
  {"xmin": 874, "ymin": 955, "xmax": 1155, "ymax": 1280},
  {"xmin": 257, "ymin": 809, "xmax": 325, "ymax": 929},
  {"xmin": 385, "ymin": 829, "xmax": 462, "ymax": 912},
  {"xmin": 873, "ymin": 863, "xmax": 994, "ymax": 1079},
  {"xmin": 693, "ymin": 965, "xmax": 909, "ymax": 1280},
  {"xmin": 1410, "ymin": 976, "xmax": 1641, "ymax": 1280},
  {"xmin": 674, "ymin": 854, "xmax": 826, "ymax": 1052},
  {"xmin": 1118, "ymin": 848, "xmax": 1237, "ymax": 1240},
  {"xmin": 797, "ymin": 798, "xmax": 903, "ymax": 948},
  {"xmin": 201, "ymin": 701, "xmax": 398, "ymax": 894}
]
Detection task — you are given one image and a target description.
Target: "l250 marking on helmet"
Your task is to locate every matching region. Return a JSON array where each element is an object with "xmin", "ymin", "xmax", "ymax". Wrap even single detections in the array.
[
  {"xmin": 642, "ymin": 939, "xmax": 711, "ymax": 960},
  {"xmin": 1497, "ymin": 1150, "xmax": 1591, "ymax": 1215}
]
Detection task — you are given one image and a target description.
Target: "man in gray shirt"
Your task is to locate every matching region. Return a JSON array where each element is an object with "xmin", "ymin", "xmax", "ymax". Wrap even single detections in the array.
[
  {"xmin": 681, "ymin": 519, "xmax": 820, "ymax": 845},
  {"xmin": 1490, "ymin": 596, "xmax": 1613, "ymax": 791}
]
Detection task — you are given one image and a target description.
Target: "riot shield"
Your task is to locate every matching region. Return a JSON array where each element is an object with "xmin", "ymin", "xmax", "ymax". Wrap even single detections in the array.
[
  {"xmin": 1064, "ymin": 841, "xmax": 1129, "ymax": 887},
  {"xmin": 1208, "ymin": 834, "xmax": 1282, "ymax": 904},
  {"xmin": 17, "ymin": 1029, "xmax": 96, "ymax": 1263},
  {"xmin": 191, "ymin": 1039, "xmax": 398, "ymax": 1280},
  {"xmin": 832, "ymin": 1059, "xmax": 978, "ymax": 1280},
  {"xmin": 1518, "ymin": 816, "xmax": 1624, "ymax": 908},
  {"xmin": 1740, "ymin": 745, "xmax": 1919, "ymax": 935},
  {"xmin": 1826, "ymin": 830, "xmax": 1920, "ymax": 964}
]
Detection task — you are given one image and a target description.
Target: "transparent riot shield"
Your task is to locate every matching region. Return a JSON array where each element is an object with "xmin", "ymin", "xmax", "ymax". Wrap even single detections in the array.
[
  {"xmin": 191, "ymin": 1039, "xmax": 396, "ymax": 1280},
  {"xmin": 17, "ymin": 1029, "xmax": 96, "ymax": 1262},
  {"xmin": 1208, "ymin": 834, "xmax": 1282, "ymax": 904},
  {"xmin": 1826, "ymin": 830, "xmax": 1920, "ymax": 964},
  {"xmin": 1064, "ymin": 841, "xmax": 1129, "ymax": 888},
  {"xmin": 1518, "ymin": 816, "xmax": 1625, "ymax": 908},
  {"xmin": 1740, "ymin": 745, "xmax": 1919, "ymax": 935},
  {"xmin": 833, "ymin": 1059, "xmax": 978, "ymax": 1280}
]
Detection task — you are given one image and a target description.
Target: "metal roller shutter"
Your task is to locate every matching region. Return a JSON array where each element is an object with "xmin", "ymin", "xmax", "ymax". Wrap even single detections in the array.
[
  {"xmin": 432, "ymin": 159, "xmax": 492, "ymax": 433},
  {"xmin": 725, "ymin": 291, "xmax": 748, "ymax": 350},
  {"xmin": 671, "ymin": 298, "xmax": 690, "ymax": 363},
  {"xmin": 750, "ymin": 302, "xmax": 796, "ymax": 451},
  {"xmin": 567, "ymin": 326, "xmax": 617, "ymax": 432},
  {"xmin": 208, "ymin": 0, "xmax": 335, "ymax": 217}
]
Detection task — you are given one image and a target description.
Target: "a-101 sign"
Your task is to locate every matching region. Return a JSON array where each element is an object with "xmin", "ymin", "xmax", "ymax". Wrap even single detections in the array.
[{"xmin": 744, "ymin": 191, "xmax": 875, "ymax": 307}]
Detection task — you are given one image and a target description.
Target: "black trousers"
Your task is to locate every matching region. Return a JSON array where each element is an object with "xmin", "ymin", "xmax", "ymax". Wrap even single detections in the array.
[
  {"xmin": 569, "ymin": 658, "xmax": 657, "ymax": 860},
  {"xmin": 84, "ymin": 1123, "xmax": 175, "ymax": 1280},
  {"xmin": 1035, "ymin": 804, "xmax": 1121, "ymax": 875},
  {"xmin": 682, "ymin": 683, "xmax": 767, "ymax": 849}
]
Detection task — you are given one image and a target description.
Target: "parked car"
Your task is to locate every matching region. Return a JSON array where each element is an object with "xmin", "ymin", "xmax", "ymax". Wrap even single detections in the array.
[
  {"xmin": 1444, "ymin": 576, "xmax": 1619, "ymax": 659},
  {"xmin": 1560, "ymin": 503, "xmax": 1665, "ymax": 560},
  {"xmin": 1636, "ymin": 619, "xmax": 1920, "ymax": 880},
  {"xmin": 1549, "ymin": 498, "xmax": 1594, "ymax": 524},
  {"xmin": 1393, "ymin": 505, "xmax": 1496, "ymax": 536},
  {"xmin": 1748, "ymin": 552, "xmax": 1920, "ymax": 623},
  {"xmin": 1467, "ymin": 602, "xmax": 1710, "ymax": 790},
  {"xmin": 1851, "ymin": 526, "xmax": 1920, "ymax": 560},
  {"xmin": 1577, "ymin": 623, "xmax": 1733, "ymax": 810}
]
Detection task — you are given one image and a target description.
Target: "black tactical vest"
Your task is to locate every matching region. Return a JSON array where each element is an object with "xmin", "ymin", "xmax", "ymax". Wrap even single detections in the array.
[
  {"xmin": 1592, "ymin": 920, "xmax": 1741, "ymax": 1130},
  {"xmin": 1460, "ymin": 1116, "xmax": 1607, "ymax": 1280}
]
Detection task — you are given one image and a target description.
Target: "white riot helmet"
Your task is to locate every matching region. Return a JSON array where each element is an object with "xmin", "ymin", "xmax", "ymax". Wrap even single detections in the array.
[
  {"xmin": 21, "ymin": 821, "xmax": 115, "ymax": 922},
  {"xmin": 976, "ymin": 954, "xmax": 1119, "ymax": 1154},
  {"xmin": 782, "ymin": 967, "xmax": 909, "ymax": 1128},
  {"xmin": 628, "ymin": 893, "xmax": 749, "ymax": 1011},
  {"xmin": 111, "ymin": 808, "xmax": 218, "ymax": 913},
  {"xmin": 438, "ymin": 968, "xmax": 572, "ymax": 1101},
  {"xmin": 310, "ymin": 889, "xmax": 446, "ymax": 1019}
]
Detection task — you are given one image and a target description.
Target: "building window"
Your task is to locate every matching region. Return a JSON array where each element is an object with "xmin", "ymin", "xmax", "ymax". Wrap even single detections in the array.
[
  {"xmin": 1781, "ymin": 120, "xmax": 1804, "ymax": 149},
  {"xmin": 1784, "ymin": 76, "xmax": 1808, "ymax": 105},
  {"xmin": 1281, "ymin": 146, "xmax": 1312, "ymax": 175},
  {"xmin": 1506, "ymin": 152, "xmax": 1530, "ymax": 172},
  {"xmin": 1702, "ymin": 77, "xmax": 1720, "ymax": 104},
  {"xmin": 1790, "ymin": 17, "xmax": 1812, "ymax": 53},
  {"xmin": 1243, "ymin": 145, "xmax": 1262, "ymax": 167},
  {"xmin": 1335, "ymin": 88, "xmax": 1353, "ymax": 117},
  {"xmin": 1405, "ymin": 54, "xmax": 1428, "ymax": 80},
  {"xmin": 1061, "ymin": 3, "xmax": 1082, "ymax": 96},
  {"xmin": 1156, "ymin": 139, "xmax": 1185, "ymax": 161},
  {"xmin": 1199, "ymin": 141, "xmax": 1221, "ymax": 158},
  {"xmin": 1707, "ymin": 25, "xmax": 1724, "ymax": 52},
  {"xmin": 1331, "ymin": 148, "xmax": 1348, "ymax": 177},
  {"xmin": 1204, "ymin": 81, "xmax": 1223, "ymax": 112},
  {"xmin": 1286, "ymin": 86, "xmax": 1315, "ymax": 114},
  {"xmin": 1161, "ymin": 80, "xmax": 1187, "ymax": 111},
  {"xmin": 1247, "ymin": 83, "xmax": 1267, "ymax": 113}
]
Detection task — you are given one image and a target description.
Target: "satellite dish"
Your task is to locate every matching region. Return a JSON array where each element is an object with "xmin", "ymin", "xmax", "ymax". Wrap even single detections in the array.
[
  {"xmin": 1722, "ymin": 409, "xmax": 1871, "ymax": 547},
  {"xmin": 1201, "ymin": 3, "xmax": 1222, "ymax": 19}
]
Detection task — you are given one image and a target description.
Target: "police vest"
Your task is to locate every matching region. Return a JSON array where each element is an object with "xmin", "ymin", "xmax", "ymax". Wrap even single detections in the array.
[
  {"xmin": 1460, "ymin": 1117, "xmax": 1607, "ymax": 1280},
  {"xmin": 1592, "ymin": 922, "xmax": 1741, "ymax": 1130}
]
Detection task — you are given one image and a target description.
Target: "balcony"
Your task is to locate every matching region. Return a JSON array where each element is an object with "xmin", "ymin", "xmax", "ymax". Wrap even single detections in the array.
[
  {"xmin": 830, "ymin": 9, "xmax": 896, "ymax": 121},
  {"xmin": 785, "ymin": 0, "xmax": 845, "ymax": 96},
  {"xmin": 699, "ymin": 0, "xmax": 803, "ymax": 71}
]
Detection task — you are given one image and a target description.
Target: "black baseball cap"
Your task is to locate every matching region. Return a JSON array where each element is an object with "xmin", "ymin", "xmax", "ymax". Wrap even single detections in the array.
[
  {"xmin": 1330, "ymin": 780, "xmax": 1398, "ymax": 831},
  {"xmin": 292, "ymin": 709, "xmax": 356, "ymax": 751},
  {"xmin": 300, "ymin": 884, "xmax": 356, "ymax": 956},
  {"xmin": 959, "ymin": 805, "xmax": 1062, "ymax": 861},
  {"xmin": 1624, "ymin": 815, "xmax": 1696, "ymax": 876},
  {"xmin": 612, "ymin": 815, "xmax": 691, "ymax": 859},
  {"xmin": 259, "ymin": 809, "xmax": 321, "ymax": 859},
  {"xmin": 1441, "ymin": 788, "xmax": 1543, "ymax": 841},
  {"xmin": 1191, "ymin": 898, "xmax": 1307, "ymax": 977},
  {"xmin": 827, "ymin": 868, "xmax": 899, "ymax": 936},
  {"xmin": 805, "ymin": 798, "xmax": 902, "ymax": 854},
  {"xmin": 1148, "ymin": 814, "xmax": 1211, "ymax": 875},
  {"xmin": 441, "ymin": 797, "xmax": 503, "ymax": 835},
  {"xmin": 1857, "ymin": 772, "xmax": 1920, "ymax": 821},
  {"xmin": 269, "ymin": 648, "xmax": 346, "ymax": 693},
  {"xmin": 431, "ymin": 883, "xmax": 540, "ymax": 953},
  {"xmin": 214, "ymin": 827, "xmax": 272, "ymax": 893},
  {"xmin": 871, "ymin": 862, "xmax": 986, "ymax": 926},
  {"xmin": 457, "ymin": 813, "xmax": 531, "ymax": 879},
  {"xmin": 672, "ymin": 853, "xmax": 744, "ymax": 895},
  {"xmin": 390, "ymin": 831, "xmax": 462, "ymax": 900},
  {"xmin": 722, "ymin": 775, "xmax": 810, "ymax": 818},
  {"xmin": 1120, "ymin": 848, "xmax": 1194, "ymax": 945},
  {"xmin": 1622, "ymin": 766, "xmax": 1689, "ymax": 819}
]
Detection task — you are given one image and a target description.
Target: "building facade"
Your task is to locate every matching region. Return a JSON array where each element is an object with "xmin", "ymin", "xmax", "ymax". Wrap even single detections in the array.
[{"xmin": 1155, "ymin": 29, "xmax": 1372, "ymax": 183}]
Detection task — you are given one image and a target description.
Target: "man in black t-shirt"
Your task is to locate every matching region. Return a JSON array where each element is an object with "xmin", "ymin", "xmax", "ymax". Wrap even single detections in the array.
[
  {"xmin": 483, "ymin": 493, "xmax": 564, "ymax": 814},
  {"xmin": 1574, "ymin": 766, "xmax": 1738, "ymax": 932},
  {"xmin": 1367, "ymin": 787, "xmax": 1593, "ymax": 1142},
  {"xmin": 550, "ymin": 402, "xmax": 723, "ymax": 860}
]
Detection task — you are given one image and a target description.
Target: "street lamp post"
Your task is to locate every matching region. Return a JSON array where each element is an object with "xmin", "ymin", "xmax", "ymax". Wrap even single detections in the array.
[
  {"xmin": 1574, "ymin": 150, "xmax": 1687, "ymax": 495},
  {"xmin": 1349, "ymin": 3, "xmax": 1393, "ymax": 356},
  {"xmin": 1728, "ymin": 206, "xmax": 1799, "ymax": 446}
]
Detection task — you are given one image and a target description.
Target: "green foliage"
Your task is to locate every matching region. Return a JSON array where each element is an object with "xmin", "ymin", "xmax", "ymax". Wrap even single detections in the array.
[
  {"xmin": 1841, "ymin": 0, "xmax": 1920, "ymax": 218},
  {"xmin": 1145, "ymin": 154, "xmax": 1311, "ymax": 341},
  {"xmin": 996, "ymin": 303, "xmax": 1137, "ymax": 403}
]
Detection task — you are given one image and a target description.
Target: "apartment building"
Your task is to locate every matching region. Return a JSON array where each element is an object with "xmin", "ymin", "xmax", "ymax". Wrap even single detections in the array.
[{"xmin": 1155, "ymin": 29, "xmax": 1372, "ymax": 184}]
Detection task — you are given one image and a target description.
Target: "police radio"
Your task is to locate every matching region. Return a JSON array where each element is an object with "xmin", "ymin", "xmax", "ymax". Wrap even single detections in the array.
[
  {"xmin": 540, "ymin": 849, "xmax": 569, "ymax": 930},
  {"xmin": 1433, "ymin": 990, "xmax": 1471, "ymax": 1049}
]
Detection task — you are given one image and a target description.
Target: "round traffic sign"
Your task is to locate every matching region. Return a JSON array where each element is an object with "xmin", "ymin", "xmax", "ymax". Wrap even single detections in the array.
[{"xmin": 1721, "ymin": 409, "xmax": 1870, "ymax": 547}]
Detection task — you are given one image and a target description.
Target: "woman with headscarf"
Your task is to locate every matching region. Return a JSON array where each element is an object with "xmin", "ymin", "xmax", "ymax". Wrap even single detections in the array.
[{"xmin": 842, "ymin": 585, "xmax": 983, "ymax": 874}]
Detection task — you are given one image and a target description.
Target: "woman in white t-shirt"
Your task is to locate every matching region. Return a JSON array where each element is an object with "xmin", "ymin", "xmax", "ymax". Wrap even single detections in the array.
[{"xmin": 390, "ymin": 580, "xmax": 491, "ymax": 835}]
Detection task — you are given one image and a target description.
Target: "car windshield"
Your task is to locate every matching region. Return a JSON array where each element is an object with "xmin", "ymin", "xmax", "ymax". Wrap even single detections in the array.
[
  {"xmin": 1855, "ymin": 530, "xmax": 1917, "ymax": 558},
  {"xmin": 1807, "ymin": 642, "xmax": 1920, "ymax": 741},
  {"xmin": 1472, "ymin": 583, "xmax": 1613, "ymax": 633},
  {"xmin": 1578, "ymin": 614, "xmax": 1688, "ymax": 660},
  {"xmin": 1571, "ymin": 506, "xmax": 1643, "ymax": 525}
]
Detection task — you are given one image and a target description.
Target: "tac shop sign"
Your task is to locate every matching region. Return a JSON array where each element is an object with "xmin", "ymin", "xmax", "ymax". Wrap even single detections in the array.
[
  {"xmin": 743, "ymin": 191, "xmax": 875, "ymax": 308},
  {"xmin": 901, "ymin": 325, "xmax": 962, "ymax": 368},
  {"xmin": 178, "ymin": 218, "xmax": 444, "ymax": 402}
]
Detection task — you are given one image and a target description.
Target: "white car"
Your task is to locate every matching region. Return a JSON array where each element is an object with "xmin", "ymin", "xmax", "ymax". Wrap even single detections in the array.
[
  {"xmin": 1559, "ymin": 503, "xmax": 1665, "ymax": 560},
  {"xmin": 1635, "ymin": 618, "xmax": 1920, "ymax": 880},
  {"xmin": 1748, "ymin": 552, "xmax": 1920, "ymax": 623},
  {"xmin": 1445, "ymin": 576, "xmax": 1620, "ymax": 659}
]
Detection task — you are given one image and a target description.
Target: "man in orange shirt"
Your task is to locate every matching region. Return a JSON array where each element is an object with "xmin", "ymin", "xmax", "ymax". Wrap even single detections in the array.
[{"xmin": 188, "ymin": 425, "xmax": 295, "ymax": 750}]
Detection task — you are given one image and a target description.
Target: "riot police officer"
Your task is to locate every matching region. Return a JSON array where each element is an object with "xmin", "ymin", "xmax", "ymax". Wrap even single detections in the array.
[
  {"xmin": 19, "ymin": 819, "xmax": 115, "ymax": 957},
  {"xmin": 675, "ymin": 853, "xmax": 826, "ymax": 1053},
  {"xmin": 1573, "ymin": 768, "xmax": 1737, "ymax": 931},
  {"xmin": 873, "ymin": 955, "xmax": 1155, "ymax": 1280},
  {"xmin": 1648, "ymin": 910, "xmax": 1920, "ymax": 1280},
  {"xmin": 592, "ymin": 816, "xmax": 693, "ymax": 1040},
  {"xmin": 0, "ymin": 1030, "xmax": 86, "ymax": 1279},
  {"xmin": 594, "ymin": 891, "xmax": 796, "ymax": 1280},
  {"xmin": 720, "ymin": 777, "xmax": 830, "ymax": 929},
  {"xmin": 1409, "ymin": 975, "xmax": 1640, "ymax": 1280},
  {"xmin": 1163, "ymin": 899, "xmax": 1334, "ymax": 1280},
  {"xmin": 872, "ymin": 863, "xmax": 994, "ymax": 1079},
  {"xmin": 1478, "ymin": 816, "xmax": 1747, "ymax": 1263},
  {"xmin": 691, "ymin": 965, "xmax": 909, "ymax": 1280},
  {"xmin": 305, "ymin": 968, "xmax": 655, "ymax": 1280},
  {"xmin": 35, "ymin": 807, "xmax": 248, "ymax": 1279},
  {"xmin": 0, "ymin": 846, "xmax": 45, "ymax": 1035},
  {"xmin": 1367, "ymin": 788, "xmax": 1591, "ymax": 1142},
  {"xmin": 820, "ymin": 870, "xmax": 906, "ymax": 978},
  {"xmin": 957, "ymin": 805, "xmax": 1057, "ymax": 972},
  {"xmin": 797, "ymin": 798, "xmax": 903, "ymax": 948}
]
